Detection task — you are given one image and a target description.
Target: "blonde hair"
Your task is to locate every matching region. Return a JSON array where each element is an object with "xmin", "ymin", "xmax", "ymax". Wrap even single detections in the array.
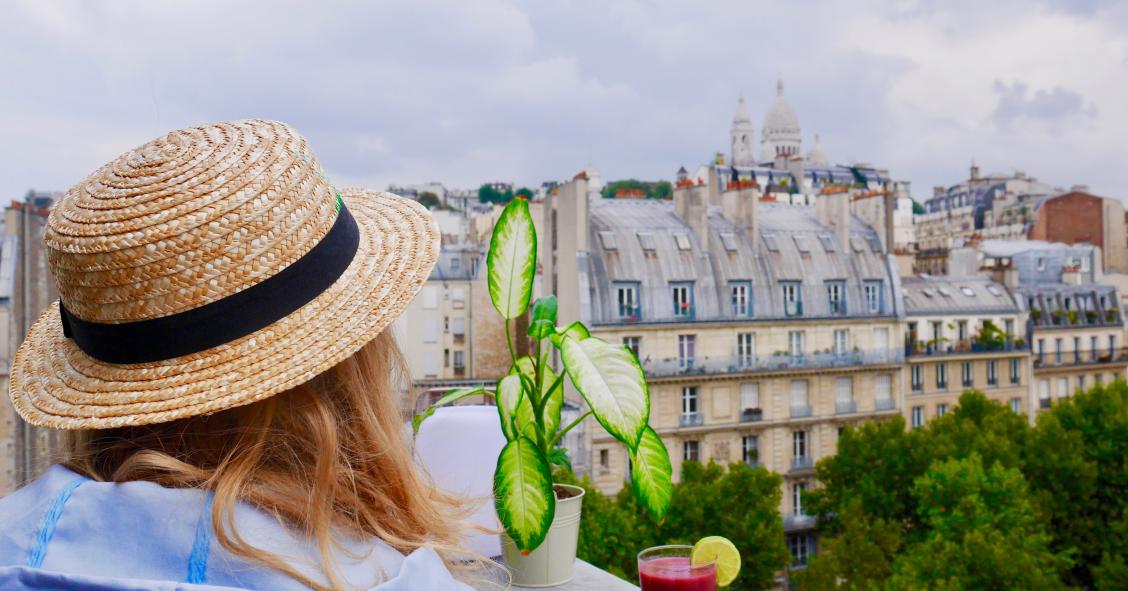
[{"xmin": 64, "ymin": 331, "xmax": 472, "ymax": 590}]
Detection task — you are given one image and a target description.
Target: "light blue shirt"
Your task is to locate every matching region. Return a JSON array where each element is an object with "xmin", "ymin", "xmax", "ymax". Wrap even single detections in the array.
[{"xmin": 0, "ymin": 465, "xmax": 472, "ymax": 590}]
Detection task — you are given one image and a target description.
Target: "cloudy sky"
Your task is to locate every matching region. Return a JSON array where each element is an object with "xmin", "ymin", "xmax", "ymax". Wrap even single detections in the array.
[{"xmin": 1, "ymin": 0, "xmax": 1125, "ymax": 203}]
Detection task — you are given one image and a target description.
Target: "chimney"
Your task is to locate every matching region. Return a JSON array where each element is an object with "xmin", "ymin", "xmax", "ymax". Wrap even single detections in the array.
[
  {"xmin": 817, "ymin": 188, "xmax": 850, "ymax": 249},
  {"xmin": 706, "ymin": 166, "xmax": 722, "ymax": 206},
  {"xmin": 721, "ymin": 183, "xmax": 759, "ymax": 247},
  {"xmin": 933, "ymin": 186, "xmax": 945, "ymax": 199},
  {"xmin": 1070, "ymin": 184, "xmax": 1090, "ymax": 194},
  {"xmin": 674, "ymin": 183, "xmax": 710, "ymax": 252},
  {"xmin": 970, "ymin": 160, "xmax": 980, "ymax": 181}
]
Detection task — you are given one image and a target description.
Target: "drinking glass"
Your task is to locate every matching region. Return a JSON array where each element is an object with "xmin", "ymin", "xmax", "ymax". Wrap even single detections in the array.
[{"xmin": 637, "ymin": 545, "xmax": 717, "ymax": 591}]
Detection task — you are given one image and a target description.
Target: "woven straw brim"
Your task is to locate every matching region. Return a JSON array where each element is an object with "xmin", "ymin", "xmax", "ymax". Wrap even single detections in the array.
[{"xmin": 10, "ymin": 189, "xmax": 439, "ymax": 430}]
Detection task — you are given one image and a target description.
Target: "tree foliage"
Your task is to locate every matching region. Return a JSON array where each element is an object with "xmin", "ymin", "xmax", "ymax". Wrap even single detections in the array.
[
  {"xmin": 417, "ymin": 191, "xmax": 441, "ymax": 209},
  {"xmin": 478, "ymin": 184, "xmax": 533, "ymax": 204},
  {"xmin": 804, "ymin": 385, "xmax": 1128, "ymax": 590},
  {"xmin": 568, "ymin": 461, "xmax": 789, "ymax": 590},
  {"xmin": 600, "ymin": 179, "xmax": 673, "ymax": 200}
]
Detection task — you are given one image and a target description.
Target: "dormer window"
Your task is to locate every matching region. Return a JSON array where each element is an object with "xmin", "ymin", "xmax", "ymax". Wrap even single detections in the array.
[
  {"xmin": 637, "ymin": 232, "xmax": 656, "ymax": 252},
  {"xmin": 673, "ymin": 233, "xmax": 692, "ymax": 251}
]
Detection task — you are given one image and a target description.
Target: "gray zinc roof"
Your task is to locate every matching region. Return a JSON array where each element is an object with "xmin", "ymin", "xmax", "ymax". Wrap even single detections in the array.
[
  {"xmin": 583, "ymin": 198, "xmax": 898, "ymax": 324},
  {"xmin": 902, "ymin": 275, "xmax": 1019, "ymax": 316}
]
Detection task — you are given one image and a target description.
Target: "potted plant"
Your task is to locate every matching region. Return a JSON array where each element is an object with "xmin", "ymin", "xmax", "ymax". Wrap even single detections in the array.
[{"xmin": 413, "ymin": 198, "xmax": 672, "ymax": 587}]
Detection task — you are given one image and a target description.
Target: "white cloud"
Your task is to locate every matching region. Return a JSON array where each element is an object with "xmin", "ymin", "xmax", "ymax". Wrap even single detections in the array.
[{"xmin": 0, "ymin": 0, "xmax": 1126, "ymax": 203}]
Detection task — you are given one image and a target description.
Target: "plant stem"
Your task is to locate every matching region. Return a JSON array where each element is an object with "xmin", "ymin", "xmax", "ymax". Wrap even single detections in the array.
[
  {"xmin": 504, "ymin": 318, "xmax": 517, "ymax": 365},
  {"xmin": 551, "ymin": 410, "xmax": 593, "ymax": 447}
]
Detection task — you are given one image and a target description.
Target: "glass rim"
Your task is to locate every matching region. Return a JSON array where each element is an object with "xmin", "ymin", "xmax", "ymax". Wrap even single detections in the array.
[{"xmin": 637, "ymin": 544, "xmax": 717, "ymax": 566}]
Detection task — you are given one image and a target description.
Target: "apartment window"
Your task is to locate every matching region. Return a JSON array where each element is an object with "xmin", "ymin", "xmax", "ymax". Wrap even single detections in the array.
[
  {"xmin": 742, "ymin": 435, "xmax": 759, "ymax": 466},
  {"xmin": 1037, "ymin": 257, "xmax": 1046, "ymax": 271},
  {"xmin": 936, "ymin": 363, "xmax": 949, "ymax": 390},
  {"xmin": 932, "ymin": 321, "xmax": 943, "ymax": 342},
  {"xmin": 1096, "ymin": 373, "xmax": 1104, "ymax": 385},
  {"xmin": 782, "ymin": 282, "xmax": 803, "ymax": 317},
  {"xmin": 450, "ymin": 257, "xmax": 461, "ymax": 273},
  {"xmin": 1111, "ymin": 335, "xmax": 1118, "ymax": 357},
  {"xmin": 678, "ymin": 335, "xmax": 696, "ymax": 369},
  {"xmin": 836, "ymin": 377, "xmax": 854, "ymax": 413},
  {"xmin": 792, "ymin": 430, "xmax": 808, "ymax": 460},
  {"xmin": 957, "ymin": 320, "xmax": 968, "ymax": 342},
  {"xmin": 833, "ymin": 329, "xmax": 849, "ymax": 357},
  {"xmin": 1078, "ymin": 375, "xmax": 1086, "ymax": 391},
  {"xmin": 1055, "ymin": 338, "xmax": 1063, "ymax": 364},
  {"xmin": 451, "ymin": 286, "xmax": 465, "ymax": 302},
  {"xmin": 1091, "ymin": 336, "xmax": 1099, "ymax": 361},
  {"xmin": 1074, "ymin": 337, "xmax": 1082, "ymax": 363},
  {"xmin": 450, "ymin": 317, "xmax": 465, "ymax": 336},
  {"xmin": 875, "ymin": 374, "xmax": 892, "ymax": 407},
  {"xmin": 622, "ymin": 336, "xmax": 641, "ymax": 358},
  {"xmin": 683, "ymin": 440, "xmax": 700, "ymax": 462},
  {"xmin": 961, "ymin": 361, "xmax": 973, "ymax": 388},
  {"xmin": 911, "ymin": 405, "xmax": 924, "ymax": 429},
  {"xmin": 790, "ymin": 380, "xmax": 810, "ymax": 416},
  {"xmin": 864, "ymin": 280, "xmax": 883, "ymax": 314},
  {"xmin": 741, "ymin": 383, "xmax": 760, "ymax": 412},
  {"xmin": 672, "ymin": 282, "xmax": 694, "ymax": 318},
  {"xmin": 1010, "ymin": 398, "xmax": 1022, "ymax": 414},
  {"xmin": 737, "ymin": 333, "xmax": 756, "ymax": 367},
  {"xmin": 1058, "ymin": 377, "xmax": 1069, "ymax": 397},
  {"xmin": 792, "ymin": 482, "xmax": 809, "ymax": 516},
  {"xmin": 911, "ymin": 365, "xmax": 923, "ymax": 392},
  {"xmin": 599, "ymin": 449, "xmax": 609, "ymax": 469},
  {"xmin": 1039, "ymin": 380, "xmax": 1050, "ymax": 407},
  {"xmin": 789, "ymin": 331, "xmax": 806, "ymax": 358},
  {"xmin": 987, "ymin": 360, "xmax": 998, "ymax": 386},
  {"xmin": 1037, "ymin": 338, "xmax": 1045, "ymax": 364},
  {"xmin": 731, "ymin": 281, "xmax": 753, "ymax": 317},
  {"xmin": 789, "ymin": 534, "xmax": 814, "ymax": 568},
  {"xmin": 1010, "ymin": 358, "xmax": 1021, "ymax": 384},
  {"xmin": 826, "ymin": 281, "xmax": 847, "ymax": 315},
  {"xmin": 681, "ymin": 386, "xmax": 699, "ymax": 420},
  {"xmin": 452, "ymin": 350, "xmax": 465, "ymax": 369},
  {"xmin": 936, "ymin": 403, "xmax": 948, "ymax": 417},
  {"xmin": 614, "ymin": 282, "xmax": 640, "ymax": 321}
]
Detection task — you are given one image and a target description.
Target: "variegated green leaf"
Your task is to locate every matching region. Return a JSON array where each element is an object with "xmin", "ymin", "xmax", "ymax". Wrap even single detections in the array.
[
  {"xmin": 549, "ymin": 321, "xmax": 590, "ymax": 348},
  {"xmin": 540, "ymin": 365, "xmax": 564, "ymax": 437},
  {"xmin": 528, "ymin": 296, "xmax": 558, "ymax": 339},
  {"xmin": 411, "ymin": 387, "xmax": 491, "ymax": 433},
  {"xmin": 496, "ymin": 375, "xmax": 524, "ymax": 441},
  {"xmin": 494, "ymin": 436, "xmax": 555, "ymax": 552},
  {"xmin": 631, "ymin": 426, "xmax": 673, "ymax": 520},
  {"xmin": 559, "ymin": 335, "xmax": 649, "ymax": 450},
  {"xmin": 487, "ymin": 199, "xmax": 537, "ymax": 319}
]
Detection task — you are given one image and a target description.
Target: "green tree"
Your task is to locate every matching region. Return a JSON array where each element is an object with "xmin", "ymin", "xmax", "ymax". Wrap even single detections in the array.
[
  {"xmin": 912, "ymin": 200, "xmax": 925, "ymax": 214},
  {"xmin": 478, "ymin": 183, "xmax": 514, "ymax": 204},
  {"xmin": 515, "ymin": 187, "xmax": 534, "ymax": 200},
  {"xmin": 887, "ymin": 455, "xmax": 1067, "ymax": 590},
  {"xmin": 1024, "ymin": 381, "xmax": 1128, "ymax": 587},
  {"xmin": 794, "ymin": 498, "xmax": 902, "ymax": 590},
  {"xmin": 417, "ymin": 191, "xmax": 441, "ymax": 209}
]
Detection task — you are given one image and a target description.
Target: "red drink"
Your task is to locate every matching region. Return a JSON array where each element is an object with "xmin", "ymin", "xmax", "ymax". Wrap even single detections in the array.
[{"xmin": 638, "ymin": 551, "xmax": 717, "ymax": 591}]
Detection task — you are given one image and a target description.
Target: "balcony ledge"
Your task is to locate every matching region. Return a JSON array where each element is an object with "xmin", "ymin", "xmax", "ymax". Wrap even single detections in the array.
[{"xmin": 506, "ymin": 559, "xmax": 638, "ymax": 590}]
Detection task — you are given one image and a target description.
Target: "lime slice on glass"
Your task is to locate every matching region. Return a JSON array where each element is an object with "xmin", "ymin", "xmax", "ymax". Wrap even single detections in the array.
[{"xmin": 691, "ymin": 535, "xmax": 741, "ymax": 586}]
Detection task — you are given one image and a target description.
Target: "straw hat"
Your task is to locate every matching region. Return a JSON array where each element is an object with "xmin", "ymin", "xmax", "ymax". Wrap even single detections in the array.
[{"xmin": 9, "ymin": 119, "xmax": 440, "ymax": 430}]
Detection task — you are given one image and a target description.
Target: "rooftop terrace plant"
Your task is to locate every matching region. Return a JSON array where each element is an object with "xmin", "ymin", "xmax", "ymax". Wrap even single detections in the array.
[{"xmin": 413, "ymin": 198, "xmax": 672, "ymax": 553}]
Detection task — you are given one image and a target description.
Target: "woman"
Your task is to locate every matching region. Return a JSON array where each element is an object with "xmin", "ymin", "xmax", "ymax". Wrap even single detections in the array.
[{"xmin": 0, "ymin": 120, "xmax": 477, "ymax": 590}]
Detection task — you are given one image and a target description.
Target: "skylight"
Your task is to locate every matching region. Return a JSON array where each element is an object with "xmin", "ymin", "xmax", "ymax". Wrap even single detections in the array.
[
  {"xmin": 986, "ymin": 285, "xmax": 1002, "ymax": 296},
  {"xmin": 764, "ymin": 234, "xmax": 781, "ymax": 252},
  {"xmin": 720, "ymin": 232, "xmax": 739, "ymax": 252},
  {"xmin": 673, "ymin": 233, "xmax": 692, "ymax": 251},
  {"xmin": 961, "ymin": 287, "xmax": 976, "ymax": 297},
  {"xmin": 850, "ymin": 236, "xmax": 866, "ymax": 252},
  {"xmin": 818, "ymin": 234, "xmax": 837, "ymax": 252},
  {"xmin": 793, "ymin": 235, "xmax": 811, "ymax": 253},
  {"xmin": 637, "ymin": 232, "xmax": 656, "ymax": 252},
  {"xmin": 938, "ymin": 287, "xmax": 952, "ymax": 297},
  {"xmin": 598, "ymin": 231, "xmax": 617, "ymax": 250},
  {"xmin": 922, "ymin": 288, "xmax": 936, "ymax": 298}
]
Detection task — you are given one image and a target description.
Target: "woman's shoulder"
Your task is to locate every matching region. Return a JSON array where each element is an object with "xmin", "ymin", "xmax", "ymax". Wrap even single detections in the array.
[{"xmin": 0, "ymin": 466, "xmax": 472, "ymax": 590}]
